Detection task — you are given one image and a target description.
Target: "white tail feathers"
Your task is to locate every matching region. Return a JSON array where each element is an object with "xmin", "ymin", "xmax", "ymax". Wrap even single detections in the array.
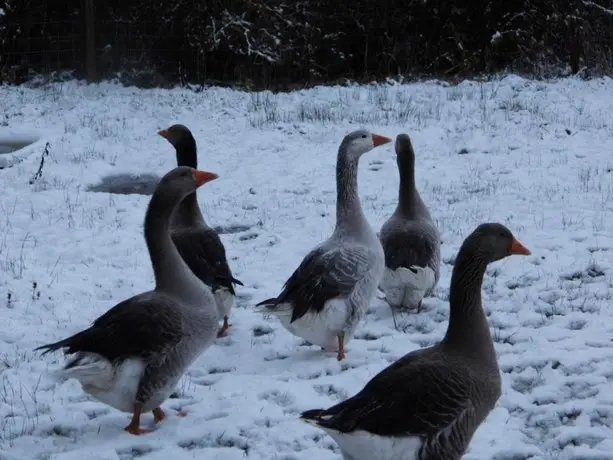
[
  {"xmin": 56, "ymin": 353, "xmax": 115, "ymax": 388},
  {"xmin": 379, "ymin": 265, "xmax": 437, "ymax": 309},
  {"xmin": 396, "ymin": 265, "xmax": 436, "ymax": 290},
  {"xmin": 253, "ymin": 304, "xmax": 272, "ymax": 314},
  {"xmin": 300, "ymin": 414, "xmax": 334, "ymax": 428},
  {"xmin": 254, "ymin": 302, "xmax": 293, "ymax": 317},
  {"xmin": 214, "ymin": 287, "xmax": 235, "ymax": 318},
  {"xmin": 300, "ymin": 417, "xmax": 320, "ymax": 427}
]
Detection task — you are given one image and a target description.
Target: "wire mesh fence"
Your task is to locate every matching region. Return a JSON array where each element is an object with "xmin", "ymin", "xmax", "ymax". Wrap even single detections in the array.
[
  {"xmin": 1, "ymin": 2, "xmax": 613, "ymax": 88},
  {"xmin": 1, "ymin": 18, "xmax": 180, "ymax": 83},
  {"xmin": 0, "ymin": 19, "xmax": 83, "ymax": 81}
]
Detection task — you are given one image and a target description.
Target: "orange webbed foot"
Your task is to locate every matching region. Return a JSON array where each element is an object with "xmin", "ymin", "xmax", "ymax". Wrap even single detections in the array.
[
  {"xmin": 217, "ymin": 316, "xmax": 232, "ymax": 337},
  {"xmin": 124, "ymin": 424, "xmax": 154, "ymax": 435},
  {"xmin": 124, "ymin": 404, "xmax": 152, "ymax": 435},
  {"xmin": 152, "ymin": 407, "xmax": 167, "ymax": 424}
]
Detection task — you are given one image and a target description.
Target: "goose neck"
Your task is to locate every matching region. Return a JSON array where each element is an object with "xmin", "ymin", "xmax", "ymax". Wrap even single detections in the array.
[
  {"xmin": 144, "ymin": 188, "xmax": 199, "ymax": 294},
  {"xmin": 175, "ymin": 137, "xmax": 198, "ymax": 169},
  {"xmin": 442, "ymin": 248, "xmax": 496, "ymax": 360},
  {"xmin": 172, "ymin": 192, "xmax": 206, "ymax": 228},
  {"xmin": 335, "ymin": 153, "xmax": 367, "ymax": 233},
  {"xmin": 396, "ymin": 156, "xmax": 422, "ymax": 218}
]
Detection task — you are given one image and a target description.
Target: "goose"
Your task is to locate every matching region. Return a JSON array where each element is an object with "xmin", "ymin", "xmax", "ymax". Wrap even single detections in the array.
[
  {"xmin": 255, "ymin": 129, "xmax": 391, "ymax": 361},
  {"xmin": 35, "ymin": 166, "xmax": 221, "ymax": 435},
  {"xmin": 301, "ymin": 223, "xmax": 531, "ymax": 459},
  {"xmin": 379, "ymin": 133, "xmax": 440, "ymax": 314},
  {"xmin": 158, "ymin": 124, "xmax": 243, "ymax": 337}
]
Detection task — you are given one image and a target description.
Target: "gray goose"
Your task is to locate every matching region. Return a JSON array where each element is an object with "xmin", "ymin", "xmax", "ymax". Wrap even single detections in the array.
[
  {"xmin": 379, "ymin": 133, "xmax": 440, "ymax": 314},
  {"xmin": 158, "ymin": 124, "xmax": 243, "ymax": 337},
  {"xmin": 301, "ymin": 223, "xmax": 531, "ymax": 459},
  {"xmin": 35, "ymin": 166, "xmax": 221, "ymax": 435},
  {"xmin": 255, "ymin": 130, "xmax": 392, "ymax": 361}
]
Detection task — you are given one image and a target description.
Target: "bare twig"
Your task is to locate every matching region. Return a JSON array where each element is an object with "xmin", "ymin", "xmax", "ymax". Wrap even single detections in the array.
[
  {"xmin": 29, "ymin": 142, "xmax": 51, "ymax": 184},
  {"xmin": 582, "ymin": 0, "xmax": 613, "ymax": 15}
]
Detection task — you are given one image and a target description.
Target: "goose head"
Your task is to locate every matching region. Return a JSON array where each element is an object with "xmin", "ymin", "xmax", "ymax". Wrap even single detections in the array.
[
  {"xmin": 395, "ymin": 133, "xmax": 415, "ymax": 159},
  {"xmin": 157, "ymin": 166, "xmax": 218, "ymax": 203},
  {"xmin": 470, "ymin": 223, "xmax": 531, "ymax": 263},
  {"xmin": 158, "ymin": 124, "xmax": 198, "ymax": 167},
  {"xmin": 394, "ymin": 133, "xmax": 417, "ymax": 177},
  {"xmin": 339, "ymin": 129, "xmax": 392, "ymax": 161},
  {"xmin": 158, "ymin": 124, "xmax": 193, "ymax": 147}
]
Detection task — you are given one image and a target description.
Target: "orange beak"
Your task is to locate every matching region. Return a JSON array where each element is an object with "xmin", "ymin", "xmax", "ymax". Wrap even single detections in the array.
[
  {"xmin": 158, "ymin": 129, "xmax": 169, "ymax": 138},
  {"xmin": 372, "ymin": 134, "xmax": 392, "ymax": 147},
  {"xmin": 510, "ymin": 237, "xmax": 531, "ymax": 255},
  {"xmin": 192, "ymin": 169, "xmax": 219, "ymax": 186}
]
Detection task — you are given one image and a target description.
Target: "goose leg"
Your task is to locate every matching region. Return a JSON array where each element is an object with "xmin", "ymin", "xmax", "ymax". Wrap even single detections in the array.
[
  {"xmin": 152, "ymin": 407, "xmax": 166, "ymax": 424},
  {"xmin": 124, "ymin": 403, "xmax": 153, "ymax": 435},
  {"xmin": 416, "ymin": 299, "xmax": 423, "ymax": 313},
  {"xmin": 381, "ymin": 294, "xmax": 402, "ymax": 330},
  {"xmin": 217, "ymin": 316, "xmax": 232, "ymax": 337},
  {"xmin": 390, "ymin": 305, "xmax": 399, "ymax": 331},
  {"xmin": 153, "ymin": 406, "xmax": 188, "ymax": 423},
  {"xmin": 336, "ymin": 332, "xmax": 346, "ymax": 361},
  {"xmin": 129, "ymin": 365, "xmax": 169, "ymax": 434}
]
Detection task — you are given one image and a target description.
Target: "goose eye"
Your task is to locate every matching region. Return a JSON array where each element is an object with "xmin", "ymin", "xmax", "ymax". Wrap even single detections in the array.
[{"xmin": 361, "ymin": 134, "xmax": 367, "ymax": 138}]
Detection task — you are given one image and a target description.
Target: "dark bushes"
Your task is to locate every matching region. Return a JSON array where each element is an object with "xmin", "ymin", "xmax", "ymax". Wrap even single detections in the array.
[{"xmin": 0, "ymin": 0, "xmax": 611, "ymax": 88}]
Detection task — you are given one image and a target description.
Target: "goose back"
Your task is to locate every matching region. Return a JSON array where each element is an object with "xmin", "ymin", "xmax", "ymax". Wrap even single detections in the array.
[
  {"xmin": 255, "ymin": 130, "xmax": 390, "ymax": 358},
  {"xmin": 380, "ymin": 218, "xmax": 440, "ymax": 282},
  {"xmin": 34, "ymin": 167, "xmax": 221, "ymax": 424},
  {"xmin": 379, "ymin": 133, "xmax": 441, "ymax": 308},
  {"xmin": 171, "ymin": 226, "xmax": 239, "ymax": 295},
  {"xmin": 159, "ymin": 125, "xmax": 242, "ymax": 335},
  {"xmin": 301, "ymin": 223, "xmax": 530, "ymax": 458}
]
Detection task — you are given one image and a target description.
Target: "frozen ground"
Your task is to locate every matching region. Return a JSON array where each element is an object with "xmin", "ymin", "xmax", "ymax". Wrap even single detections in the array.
[{"xmin": 0, "ymin": 75, "xmax": 612, "ymax": 459}]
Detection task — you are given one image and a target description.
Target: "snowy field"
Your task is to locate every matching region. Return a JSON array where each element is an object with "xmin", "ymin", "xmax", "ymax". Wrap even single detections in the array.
[{"xmin": 0, "ymin": 75, "xmax": 613, "ymax": 460}]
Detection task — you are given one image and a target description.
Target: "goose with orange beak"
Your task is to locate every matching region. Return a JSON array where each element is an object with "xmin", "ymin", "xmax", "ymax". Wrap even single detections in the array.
[
  {"xmin": 256, "ymin": 130, "xmax": 392, "ymax": 361},
  {"xmin": 301, "ymin": 223, "xmax": 531, "ymax": 460},
  {"xmin": 158, "ymin": 124, "xmax": 243, "ymax": 338},
  {"xmin": 35, "ymin": 167, "xmax": 221, "ymax": 435}
]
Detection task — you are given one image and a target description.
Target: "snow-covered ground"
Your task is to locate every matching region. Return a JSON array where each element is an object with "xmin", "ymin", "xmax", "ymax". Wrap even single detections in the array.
[{"xmin": 0, "ymin": 75, "xmax": 613, "ymax": 460}]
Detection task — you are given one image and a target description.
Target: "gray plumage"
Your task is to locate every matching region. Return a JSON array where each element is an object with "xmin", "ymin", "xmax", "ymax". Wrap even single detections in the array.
[
  {"xmin": 255, "ymin": 130, "xmax": 392, "ymax": 360},
  {"xmin": 159, "ymin": 124, "xmax": 243, "ymax": 337},
  {"xmin": 379, "ymin": 133, "xmax": 441, "ymax": 312},
  {"xmin": 35, "ymin": 166, "xmax": 221, "ymax": 435},
  {"xmin": 301, "ymin": 223, "xmax": 531, "ymax": 460}
]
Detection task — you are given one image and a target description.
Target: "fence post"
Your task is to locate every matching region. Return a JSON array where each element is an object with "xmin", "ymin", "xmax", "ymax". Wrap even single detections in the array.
[{"xmin": 84, "ymin": 0, "xmax": 97, "ymax": 81}]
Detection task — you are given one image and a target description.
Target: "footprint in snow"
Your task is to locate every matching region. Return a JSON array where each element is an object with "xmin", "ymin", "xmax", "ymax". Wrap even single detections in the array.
[
  {"xmin": 213, "ymin": 223, "xmax": 252, "ymax": 234},
  {"xmin": 208, "ymin": 366, "xmax": 235, "ymax": 375},
  {"xmin": 178, "ymin": 433, "xmax": 249, "ymax": 452},
  {"xmin": 313, "ymin": 384, "xmax": 348, "ymax": 401},
  {"xmin": 258, "ymin": 389, "xmax": 295, "ymax": 407},
  {"xmin": 252, "ymin": 325, "xmax": 274, "ymax": 337},
  {"xmin": 117, "ymin": 445, "xmax": 156, "ymax": 458},
  {"xmin": 354, "ymin": 331, "xmax": 383, "ymax": 341},
  {"xmin": 84, "ymin": 407, "xmax": 111, "ymax": 419},
  {"xmin": 263, "ymin": 352, "xmax": 290, "ymax": 362},
  {"xmin": 239, "ymin": 232, "xmax": 259, "ymax": 241}
]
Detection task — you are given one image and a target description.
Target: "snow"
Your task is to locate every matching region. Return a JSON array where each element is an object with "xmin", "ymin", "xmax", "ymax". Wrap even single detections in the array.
[
  {"xmin": 0, "ymin": 128, "xmax": 43, "ymax": 168},
  {"xmin": 0, "ymin": 75, "xmax": 612, "ymax": 459}
]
